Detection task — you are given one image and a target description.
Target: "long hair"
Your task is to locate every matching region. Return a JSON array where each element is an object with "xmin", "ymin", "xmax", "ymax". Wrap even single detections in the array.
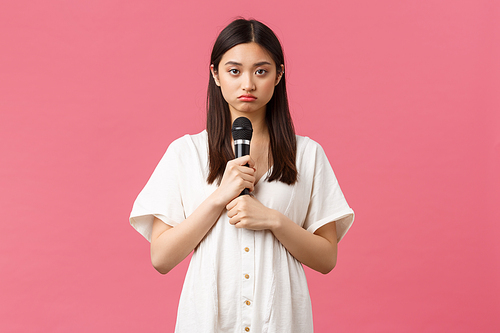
[{"xmin": 207, "ymin": 19, "xmax": 297, "ymax": 185}]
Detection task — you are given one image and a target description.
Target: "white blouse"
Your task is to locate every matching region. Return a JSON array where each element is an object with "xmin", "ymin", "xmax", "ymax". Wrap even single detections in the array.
[{"xmin": 130, "ymin": 130, "xmax": 354, "ymax": 332}]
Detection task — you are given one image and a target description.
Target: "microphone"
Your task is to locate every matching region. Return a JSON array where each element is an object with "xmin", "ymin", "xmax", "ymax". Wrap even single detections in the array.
[{"xmin": 231, "ymin": 117, "xmax": 253, "ymax": 196}]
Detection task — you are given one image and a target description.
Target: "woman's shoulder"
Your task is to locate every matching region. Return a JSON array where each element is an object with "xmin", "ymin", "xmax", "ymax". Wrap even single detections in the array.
[
  {"xmin": 295, "ymin": 134, "xmax": 324, "ymax": 155},
  {"xmin": 156, "ymin": 130, "xmax": 208, "ymax": 168},
  {"xmin": 167, "ymin": 130, "xmax": 208, "ymax": 151}
]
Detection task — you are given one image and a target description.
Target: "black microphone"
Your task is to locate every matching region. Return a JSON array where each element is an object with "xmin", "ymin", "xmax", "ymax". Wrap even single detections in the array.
[{"xmin": 231, "ymin": 117, "xmax": 253, "ymax": 196}]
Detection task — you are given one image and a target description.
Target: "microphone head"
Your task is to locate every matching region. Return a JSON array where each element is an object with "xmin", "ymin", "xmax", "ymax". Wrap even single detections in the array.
[{"xmin": 231, "ymin": 117, "xmax": 253, "ymax": 141}]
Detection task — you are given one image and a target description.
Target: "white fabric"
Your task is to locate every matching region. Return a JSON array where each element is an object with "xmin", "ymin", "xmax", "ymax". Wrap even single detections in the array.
[{"xmin": 130, "ymin": 130, "xmax": 354, "ymax": 332}]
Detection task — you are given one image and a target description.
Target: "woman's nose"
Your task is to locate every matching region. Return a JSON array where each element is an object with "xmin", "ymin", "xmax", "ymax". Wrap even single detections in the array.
[{"xmin": 242, "ymin": 73, "xmax": 255, "ymax": 91}]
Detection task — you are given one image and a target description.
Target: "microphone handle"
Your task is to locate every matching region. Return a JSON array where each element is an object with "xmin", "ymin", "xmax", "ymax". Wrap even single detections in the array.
[
  {"xmin": 235, "ymin": 143, "xmax": 250, "ymax": 159},
  {"xmin": 235, "ymin": 143, "xmax": 250, "ymax": 196}
]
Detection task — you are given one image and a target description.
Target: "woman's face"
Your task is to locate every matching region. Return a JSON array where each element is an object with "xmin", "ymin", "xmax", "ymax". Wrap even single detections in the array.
[{"xmin": 212, "ymin": 42, "xmax": 283, "ymax": 119}]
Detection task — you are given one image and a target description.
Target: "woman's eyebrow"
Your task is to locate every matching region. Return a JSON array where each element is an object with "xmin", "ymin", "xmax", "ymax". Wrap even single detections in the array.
[
  {"xmin": 254, "ymin": 61, "xmax": 272, "ymax": 66},
  {"xmin": 223, "ymin": 61, "xmax": 272, "ymax": 66}
]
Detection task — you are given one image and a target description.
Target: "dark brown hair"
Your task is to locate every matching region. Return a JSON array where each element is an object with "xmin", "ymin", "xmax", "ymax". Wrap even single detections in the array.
[{"xmin": 207, "ymin": 19, "xmax": 297, "ymax": 185}]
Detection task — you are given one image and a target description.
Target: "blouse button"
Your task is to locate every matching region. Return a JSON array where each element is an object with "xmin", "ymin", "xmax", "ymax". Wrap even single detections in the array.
[
  {"xmin": 245, "ymin": 300, "xmax": 251, "ymax": 306},
  {"xmin": 245, "ymin": 327, "xmax": 250, "ymax": 332},
  {"xmin": 244, "ymin": 247, "xmax": 250, "ymax": 252},
  {"xmin": 244, "ymin": 274, "xmax": 250, "ymax": 279}
]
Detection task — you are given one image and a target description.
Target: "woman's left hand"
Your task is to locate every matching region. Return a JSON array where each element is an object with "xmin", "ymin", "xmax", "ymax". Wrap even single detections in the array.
[
  {"xmin": 227, "ymin": 194, "xmax": 338, "ymax": 274},
  {"xmin": 226, "ymin": 195, "xmax": 278, "ymax": 231}
]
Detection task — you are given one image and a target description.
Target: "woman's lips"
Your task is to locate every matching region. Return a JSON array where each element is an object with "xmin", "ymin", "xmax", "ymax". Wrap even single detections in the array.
[{"xmin": 238, "ymin": 94, "xmax": 257, "ymax": 102}]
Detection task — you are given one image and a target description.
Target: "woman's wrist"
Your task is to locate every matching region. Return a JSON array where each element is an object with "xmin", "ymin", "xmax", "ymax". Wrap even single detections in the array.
[
  {"xmin": 268, "ymin": 209, "xmax": 285, "ymax": 233},
  {"xmin": 209, "ymin": 187, "xmax": 231, "ymax": 210}
]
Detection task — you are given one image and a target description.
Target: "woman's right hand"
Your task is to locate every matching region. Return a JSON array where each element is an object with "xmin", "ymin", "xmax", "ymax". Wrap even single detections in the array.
[{"xmin": 214, "ymin": 155, "xmax": 256, "ymax": 206}]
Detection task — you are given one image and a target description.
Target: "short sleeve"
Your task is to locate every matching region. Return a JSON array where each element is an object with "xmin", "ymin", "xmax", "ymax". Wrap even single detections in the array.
[
  {"xmin": 303, "ymin": 141, "xmax": 354, "ymax": 242},
  {"xmin": 129, "ymin": 139, "xmax": 186, "ymax": 242}
]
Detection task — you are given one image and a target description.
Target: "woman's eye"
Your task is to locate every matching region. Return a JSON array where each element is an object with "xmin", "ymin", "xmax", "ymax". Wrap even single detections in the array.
[
  {"xmin": 229, "ymin": 69, "xmax": 240, "ymax": 75},
  {"xmin": 256, "ymin": 69, "xmax": 267, "ymax": 75}
]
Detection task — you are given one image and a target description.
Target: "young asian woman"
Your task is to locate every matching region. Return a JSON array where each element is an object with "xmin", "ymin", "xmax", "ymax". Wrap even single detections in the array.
[{"xmin": 130, "ymin": 18, "xmax": 354, "ymax": 333}]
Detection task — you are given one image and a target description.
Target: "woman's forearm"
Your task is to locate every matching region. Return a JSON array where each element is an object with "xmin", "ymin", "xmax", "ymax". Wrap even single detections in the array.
[
  {"xmin": 150, "ymin": 190, "xmax": 226, "ymax": 274},
  {"xmin": 270, "ymin": 212, "xmax": 338, "ymax": 274},
  {"xmin": 151, "ymin": 156, "xmax": 257, "ymax": 274},
  {"xmin": 226, "ymin": 195, "xmax": 338, "ymax": 274}
]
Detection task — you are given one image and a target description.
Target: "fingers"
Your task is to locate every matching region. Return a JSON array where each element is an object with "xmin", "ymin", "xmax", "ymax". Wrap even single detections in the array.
[
  {"xmin": 228, "ymin": 208, "xmax": 245, "ymax": 226},
  {"xmin": 225, "ymin": 158, "xmax": 256, "ymax": 192},
  {"xmin": 226, "ymin": 197, "xmax": 242, "ymax": 225},
  {"xmin": 226, "ymin": 197, "xmax": 238, "ymax": 212},
  {"xmin": 226, "ymin": 196, "xmax": 251, "ymax": 225},
  {"xmin": 239, "ymin": 173, "xmax": 255, "ymax": 193},
  {"xmin": 226, "ymin": 196, "xmax": 266, "ymax": 229},
  {"xmin": 233, "ymin": 157, "xmax": 256, "ymax": 186},
  {"xmin": 233, "ymin": 155, "xmax": 256, "ymax": 169},
  {"xmin": 217, "ymin": 156, "xmax": 257, "ymax": 205},
  {"xmin": 227, "ymin": 157, "xmax": 255, "ymax": 177}
]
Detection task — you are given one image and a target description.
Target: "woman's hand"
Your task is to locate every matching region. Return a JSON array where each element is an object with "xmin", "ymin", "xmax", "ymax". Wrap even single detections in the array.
[
  {"xmin": 213, "ymin": 155, "xmax": 256, "ymax": 206},
  {"xmin": 226, "ymin": 195, "xmax": 278, "ymax": 230},
  {"xmin": 226, "ymin": 194, "xmax": 338, "ymax": 274}
]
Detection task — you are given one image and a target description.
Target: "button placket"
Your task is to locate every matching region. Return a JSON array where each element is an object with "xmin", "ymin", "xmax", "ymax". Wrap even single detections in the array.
[{"xmin": 241, "ymin": 229, "xmax": 254, "ymax": 331}]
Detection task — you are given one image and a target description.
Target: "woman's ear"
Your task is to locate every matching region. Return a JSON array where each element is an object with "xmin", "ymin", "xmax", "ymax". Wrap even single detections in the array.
[
  {"xmin": 210, "ymin": 64, "xmax": 220, "ymax": 86},
  {"xmin": 275, "ymin": 64, "xmax": 284, "ymax": 86}
]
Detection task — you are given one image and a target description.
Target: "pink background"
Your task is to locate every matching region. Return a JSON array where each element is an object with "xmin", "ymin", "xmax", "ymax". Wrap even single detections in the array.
[{"xmin": 1, "ymin": 1, "xmax": 499, "ymax": 332}]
